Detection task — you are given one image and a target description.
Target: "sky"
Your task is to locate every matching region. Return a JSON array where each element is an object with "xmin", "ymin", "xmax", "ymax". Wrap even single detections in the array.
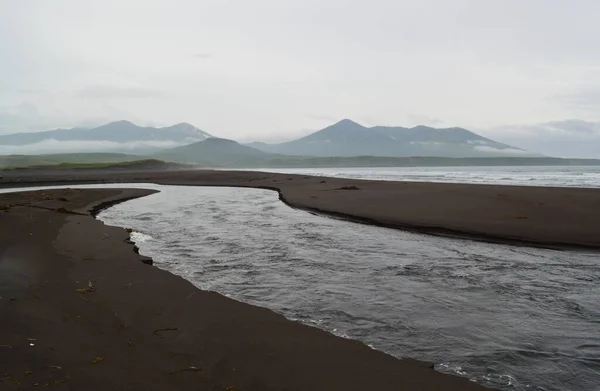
[{"xmin": 1, "ymin": 0, "xmax": 600, "ymax": 157}]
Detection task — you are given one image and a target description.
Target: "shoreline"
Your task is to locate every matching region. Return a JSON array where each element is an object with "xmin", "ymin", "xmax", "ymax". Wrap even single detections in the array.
[
  {"xmin": 1, "ymin": 168, "xmax": 600, "ymax": 251},
  {"xmin": 0, "ymin": 187, "xmax": 490, "ymax": 390},
  {"xmin": 275, "ymin": 191, "xmax": 600, "ymax": 252}
]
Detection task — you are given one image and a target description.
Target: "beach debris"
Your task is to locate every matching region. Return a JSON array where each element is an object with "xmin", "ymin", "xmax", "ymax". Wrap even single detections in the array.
[
  {"xmin": 226, "ymin": 386, "xmax": 236, "ymax": 391},
  {"xmin": 76, "ymin": 280, "xmax": 96, "ymax": 294},
  {"xmin": 153, "ymin": 327, "xmax": 179, "ymax": 339},
  {"xmin": 515, "ymin": 216, "xmax": 529, "ymax": 220},
  {"xmin": 0, "ymin": 344, "xmax": 11, "ymax": 348},
  {"xmin": 336, "ymin": 185, "xmax": 360, "ymax": 190},
  {"xmin": 0, "ymin": 205, "xmax": 9, "ymax": 212},
  {"xmin": 126, "ymin": 228, "xmax": 134, "ymax": 233},
  {"xmin": 24, "ymin": 370, "xmax": 32, "ymax": 376},
  {"xmin": 58, "ymin": 197, "xmax": 69, "ymax": 202},
  {"xmin": 319, "ymin": 180, "xmax": 327, "ymax": 183},
  {"xmin": 91, "ymin": 357, "xmax": 104, "ymax": 365},
  {"xmin": 28, "ymin": 337, "xmax": 36, "ymax": 347},
  {"xmin": 169, "ymin": 365, "xmax": 201, "ymax": 375},
  {"xmin": 48, "ymin": 366, "xmax": 62, "ymax": 370},
  {"xmin": 44, "ymin": 378, "xmax": 68, "ymax": 387},
  {"xmin": 54, "ymin": 207, "xmax": 79, "ymax": 215}
]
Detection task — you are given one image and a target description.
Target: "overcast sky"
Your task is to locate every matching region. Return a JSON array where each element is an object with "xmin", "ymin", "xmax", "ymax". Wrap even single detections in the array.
[{"xmin": 1, "ymin": 0, "xmax": 600, "ymax": 157}]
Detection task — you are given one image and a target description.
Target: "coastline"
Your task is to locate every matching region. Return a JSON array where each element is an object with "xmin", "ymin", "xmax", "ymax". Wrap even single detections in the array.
[
  {"xmin": 1, "ymin": 168, "xmax": 600, "ymax": 251},
  {"xmin": 0, "ymin": 188, "xmax": 490, "ymax": 390}
]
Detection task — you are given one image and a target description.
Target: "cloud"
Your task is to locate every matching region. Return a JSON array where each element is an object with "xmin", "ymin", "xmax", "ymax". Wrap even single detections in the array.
[
  {"xmin": 544, "ymin": 119, "xmax": 600, "ymax": 134},
  {"xmin": 77, "ymin": 85, "xmax": 164, "ymax": 100},
  {"xmin": 304, "ymin": 114, "xmax": 340, "ymax": 122},
  {"xmin": 474, "ymin": 146, "xmax": 530, "ymax": 155},
  {"xmin": 19, "ymin": 89, "xmax": 45, "ymax": 94},
  {"xmin": 0, "ymin": 102, "xmax": 139, "ymax": 134},
  {"xmin": 2, "ymin": 0, "xmax": 600, "ymax": 153},
  {"xmin": 0, "ymin": 139, "xmax": 187, "ymax": 155},
  {"xmin": 406, "ymin": 114, "xmax": 444, "ymax": 127},
  {"xmin": 192, "ymin": 52, "xmax": 212, "ymax": 59},
  {"xmin": 555, "ymin": 88, "xmax": 600, "ymax": 109},
  {"xmin": 483, "ymin": 120, "xmax": 600, "ymax": 158}
]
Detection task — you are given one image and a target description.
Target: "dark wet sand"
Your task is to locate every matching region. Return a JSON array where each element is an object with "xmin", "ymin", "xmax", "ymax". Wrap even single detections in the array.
[
  {"xmin": 1, "ymin": 168, "xmax": 600, "ymax": 250},
  {"xmin": 0, "ymin": 188, "xmax": 489, "ymax": 390}
]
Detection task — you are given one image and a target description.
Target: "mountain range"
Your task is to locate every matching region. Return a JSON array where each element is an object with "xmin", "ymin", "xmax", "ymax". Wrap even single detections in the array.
[
  {"xmin": 0, "ymin": 120, "xmax": 212, "ymax": 154},
  {"xmin": 247, "ymin": 119, "xmax": 533, "ymax": 158},
  {"xmin": 0, "ymin": 119, "xmax": 545, "ymax": 165}
]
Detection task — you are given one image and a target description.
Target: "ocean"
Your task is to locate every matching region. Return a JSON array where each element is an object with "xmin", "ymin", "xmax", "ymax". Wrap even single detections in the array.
[{"xmin": 244, "ymin": 166, "xmax": 600, "ymax": 188}]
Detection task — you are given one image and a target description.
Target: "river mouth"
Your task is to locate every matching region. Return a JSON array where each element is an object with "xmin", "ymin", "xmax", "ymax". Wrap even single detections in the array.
[{"xmin": 2, "ymin": 184, "xmax": 599, "ymax": 390}]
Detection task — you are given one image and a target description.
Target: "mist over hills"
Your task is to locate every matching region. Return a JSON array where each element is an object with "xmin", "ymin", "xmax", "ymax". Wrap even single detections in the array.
[
  {"xmin": 0, "ymin": 120, "xmax": 212, "ymax": 154},
  {"xmin": 247, "ymin": 119, "xmax": 536, "ymax": 158},
  {"xmin": 155, "ymin": 137, "xmax": 272, "ymax": 166},
  {"xmin": 0, "ymin": 118, "xmax": 571, "ymax": 169}
]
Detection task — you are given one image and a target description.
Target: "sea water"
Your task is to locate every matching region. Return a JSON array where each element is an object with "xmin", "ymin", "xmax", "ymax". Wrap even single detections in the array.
[{"xmin": 244, "ymin": 166, "xmax": 600, "ymax": 188}]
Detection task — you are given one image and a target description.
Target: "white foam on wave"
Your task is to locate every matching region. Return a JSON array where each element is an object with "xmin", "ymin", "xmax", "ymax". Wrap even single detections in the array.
[
  {"xmin": 255, "ymin": 167, "xmax": 600, "ymax": 188},
  {"xmin": 130, "ymin": 231, "xmax": 153, "ymax": 243}
]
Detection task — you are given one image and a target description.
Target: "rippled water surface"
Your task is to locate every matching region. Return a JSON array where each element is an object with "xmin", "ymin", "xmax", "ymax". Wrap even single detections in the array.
[
  {"xmin": 91, "ymin": 184, "xmax": 600, "ymax": 391},
  {"xmin": 246, "ymin": 166, "xmax": 600, "ymax": 188}
]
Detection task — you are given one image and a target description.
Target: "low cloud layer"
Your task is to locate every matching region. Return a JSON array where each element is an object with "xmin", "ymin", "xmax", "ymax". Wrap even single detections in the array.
[
  {"xmin": 77, "ymin": 85, "xmax": 164, "ymax": 100},
  {"xmin": 0, "ymin": 139, "xmax": 187, "ymax": 155},
  {"xmin": 484, "ymin": 120, "xmax": 600, "ymax": 158},
  {"xmin": 473, "ymin": 146, "xmax": 532, "ymax": 155}
]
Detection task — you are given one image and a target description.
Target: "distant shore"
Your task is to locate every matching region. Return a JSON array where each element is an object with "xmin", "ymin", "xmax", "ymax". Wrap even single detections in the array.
[
  {"xmin": 0, "ymin": 187, "xmax": 489, "ymax": 390},
  {"xmin": 1, "ymin": 168, "xmax": 600, "ymax": 251}
]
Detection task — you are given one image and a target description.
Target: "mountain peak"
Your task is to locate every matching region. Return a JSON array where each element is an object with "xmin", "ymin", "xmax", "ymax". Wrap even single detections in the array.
[
  {"xmin": 250, "ymin": 120, "xmax": 533, "ymax": 158},
  {"xmin": 161, "ymin": 122, "xmax": 212, "ymax": 138},
  {"xmin": 104, "ymin": 120, "xmax": 136, "ymax": 127},
  {"xmin": 203, "ymin": 137, "xmax": 238, "ymax": 145},
  {"xmin": 333, "ymin": 119, "xmax": 363, "ymax": 127},
  {"xmin": 171, "ymin": 122, "xmax": 195, "ymax": 129}
]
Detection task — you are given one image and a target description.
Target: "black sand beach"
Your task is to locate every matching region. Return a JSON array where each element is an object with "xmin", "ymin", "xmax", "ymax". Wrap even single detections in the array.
[
  {"xmin": 1, "ymin": 188, "xmax": 489, "ymax": 390},
  {"xmin": 2, "ymin": 168, "xmax": 600, "ymax": 250},
  {"xmin": 2, "ymin": 168, "xmax": 600, "ymax": 389}
]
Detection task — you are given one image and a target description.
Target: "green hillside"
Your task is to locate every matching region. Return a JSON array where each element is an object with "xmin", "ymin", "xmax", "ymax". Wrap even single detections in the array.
[{"xmin": 0, "ymin": 153, "xmax": 148, "ymax": 169}]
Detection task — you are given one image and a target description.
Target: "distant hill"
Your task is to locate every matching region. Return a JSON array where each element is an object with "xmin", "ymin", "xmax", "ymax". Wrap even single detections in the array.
[
  {"xmin": 0, "ymin": 158, "xmax": 188, "ymax": 171},
  {"xmin": 154, "ymin": 137, "xmax": 599, "ymax": 168},
  {"xmin": 3, "ymin": 150, "xmax": 599, "ymax": 171},
  {"xmin": 247, "ymin": 119, "xmax": 538, "ymax": 158},
  {"xmin": 155, "ymin": 137, "xmax": 273, "ymax": 166},
  {"xmin": 261, "ymin": 155, "xmax": 600, "ymax": 168},
  {"xmin": 0, "ymin": 152, "xmax": 150, "ymax": 168},
  {"xmin": 0, "ymin": 121, "xmax": 212, "ymax": 154}
]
